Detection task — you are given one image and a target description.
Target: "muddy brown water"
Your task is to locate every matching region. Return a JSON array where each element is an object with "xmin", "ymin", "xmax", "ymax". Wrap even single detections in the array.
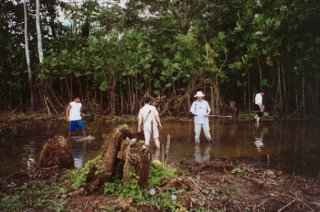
[{"xmin": 0, "ymin": 120, "xmax": 319, "ymax": 178}]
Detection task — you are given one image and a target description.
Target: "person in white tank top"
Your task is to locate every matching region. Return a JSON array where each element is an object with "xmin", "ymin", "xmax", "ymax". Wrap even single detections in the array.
[{"xmin": 66, "ymin": 97, "xmax": 90, "ymax": 140}]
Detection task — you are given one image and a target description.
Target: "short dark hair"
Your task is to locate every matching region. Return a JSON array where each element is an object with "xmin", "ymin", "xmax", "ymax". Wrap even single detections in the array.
[
  {"xmin": 144, "ymin": 96, "xmax": 152, "ymax": 103},
  {"xmin": 73, "ymin": 95, "xmax": 80, "ymax": 100}
]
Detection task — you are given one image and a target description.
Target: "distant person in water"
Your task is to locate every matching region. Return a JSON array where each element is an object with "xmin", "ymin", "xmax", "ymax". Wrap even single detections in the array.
[
  {"xmin": 66, "ymin": 96, "xmax": 92, "ymax": 140},
  {"xmin": 138, "ymin": 96, "xmax": 162, "ymax": 149},
  {"xmin": 254, "ymin": 91, "xmax": 265, "ymax": 124},
  {"xmin": 190, "ymin": 91, "xmax": 212, "ymax": 143}
]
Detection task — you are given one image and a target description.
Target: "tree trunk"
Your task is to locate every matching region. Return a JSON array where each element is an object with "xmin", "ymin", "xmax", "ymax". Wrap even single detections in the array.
[
  {"xmin": 277, "ymin": 58, "xmax": 283, "ymax": 114},
  {"xmin": 36, "ymin": 0, "xmax": 44, "ymax": 63},
  {"xmin": 281, "ymin": 62, "xmax": 288, "ymax": 113},
  {"xmin": 23, "ymin": 0, "xmax": 34, "ymax": 111},
  {"xmin": 257, "ymin": 57, "xmax": 263, "ymax": 91},
  {"xmin": 302, "ymin": 71, "xmax": 306, "ymax": 118},
  {"xmin": 247, "ymin": 68, "xmax": 251, "ymax": 112}
]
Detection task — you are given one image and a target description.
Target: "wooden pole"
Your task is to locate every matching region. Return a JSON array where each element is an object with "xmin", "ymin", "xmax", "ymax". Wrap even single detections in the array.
[{"xmin": 164, "ymin": 135, "xmax": 171, "ymax": 164}]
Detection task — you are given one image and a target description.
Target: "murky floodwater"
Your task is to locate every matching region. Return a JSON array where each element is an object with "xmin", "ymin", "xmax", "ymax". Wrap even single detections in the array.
[{"xmin": 0, "ymin": 120, "xmax": 319, "ymax": 178}]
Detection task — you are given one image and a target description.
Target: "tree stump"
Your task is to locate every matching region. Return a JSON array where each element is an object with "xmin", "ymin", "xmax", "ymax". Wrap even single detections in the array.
[
  {"xmin": 85, "ymin": 125, "xmax": 149, "ymax": 194},
  {"xmin": 39, "ymin": 136, "xmax": 74, "ymax": 169}
]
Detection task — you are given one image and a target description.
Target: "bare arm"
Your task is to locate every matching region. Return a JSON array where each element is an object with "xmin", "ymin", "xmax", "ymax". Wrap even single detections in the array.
[
  {"xmin": 156, "ymin": 115, "xmax": 162, "ymax": 129},
  {"xmin": 206, "ymin": 102, "xmax": 211, "ymax": 115},
  {"xmin": 138, "ymin": 115, "xmax": 142, "ymax": 132},
  {"xmin": 66, "ymin": 104, "xmax": 71, "ymax": 121},
  {"xmin": 80, "ymin": 105, "xmax": 85, "ymax": 117},
  {"xmin": 190, "ymin": 102, "xmax": 195, "ymax": 114}
]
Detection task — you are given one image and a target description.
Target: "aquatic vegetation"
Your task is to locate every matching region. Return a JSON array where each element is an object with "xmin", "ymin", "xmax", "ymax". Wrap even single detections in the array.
[{"xmin": 104, "ymin": 115, "xmax": 137, "ymax": 124}]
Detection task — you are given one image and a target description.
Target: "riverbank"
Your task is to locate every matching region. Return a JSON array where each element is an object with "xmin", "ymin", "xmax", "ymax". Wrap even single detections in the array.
[
  {"xmin": 1, "ymin": 158, "xmax": 319, "ymax": 211},
  {"xmin": 0, "ymin": 111, "xmax": 307, "ymax": 129}
]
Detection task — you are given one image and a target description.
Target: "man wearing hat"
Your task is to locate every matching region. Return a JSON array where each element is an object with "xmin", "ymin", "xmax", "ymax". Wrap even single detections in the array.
[{"xmin": 190, "ymin": 91, "xmax": 212, "ymax": 143}]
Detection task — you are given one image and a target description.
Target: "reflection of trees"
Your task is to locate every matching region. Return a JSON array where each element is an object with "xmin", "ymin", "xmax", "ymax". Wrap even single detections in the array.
[
  {"xmin": 263, "ymin": 121, "xmax": 319, "ymax": 177},
  {"xmin": 164, "ymin": 122, "xmax": 193, "ymax": 144},
  {"xmin": 211, "ymin": 120, "xmax": 224, "ymax": 145}
]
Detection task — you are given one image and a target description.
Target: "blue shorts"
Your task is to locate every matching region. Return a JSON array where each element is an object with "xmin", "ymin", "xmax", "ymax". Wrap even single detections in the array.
[{"xmin": 69, "ymin": 120, "xmax": 86, "ymax": 132}]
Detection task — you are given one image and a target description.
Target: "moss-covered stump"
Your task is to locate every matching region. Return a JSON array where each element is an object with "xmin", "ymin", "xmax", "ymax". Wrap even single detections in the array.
[
  {"xmin": 85, "ymin": 125, "xmax": 149, "ymax": 194},
  {"xmin": 39, "ymin": 136, "xmax": 74, "ymax": 169}
]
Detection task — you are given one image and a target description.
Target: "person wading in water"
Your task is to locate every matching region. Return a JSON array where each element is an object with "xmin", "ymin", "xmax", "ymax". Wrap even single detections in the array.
[
  {"xmin": 66, "ymin": 96, "xmax": 93, "ymax": 141},
  {"xmin": 138, "ymin": 96, "xmax": 162, "ymax": 149},
  {"xmin": 189, "ymin": 91, "xmax": 212, "ymax": 143}
]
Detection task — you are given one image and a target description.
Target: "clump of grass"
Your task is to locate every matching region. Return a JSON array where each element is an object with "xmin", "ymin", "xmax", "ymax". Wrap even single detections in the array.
[{"xmin": 0, "ymin": 182, "xmax": 67, "ymax": 211}]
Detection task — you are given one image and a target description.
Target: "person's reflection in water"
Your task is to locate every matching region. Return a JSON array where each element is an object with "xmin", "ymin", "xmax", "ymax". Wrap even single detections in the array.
[
  {"xmin": 26, "ymin": 140, "xmax": 36, "ymax": 168},
  {"xmin": 194, "ymin": 143, "xmax": 211, "ymax": 163},
  {"xmin": 71, "ymin": 141, "xmax": 88, "ymax": 168},
  {"xmin": 253, "ymin": 123, "xmax": 268, "ymax": 152}
]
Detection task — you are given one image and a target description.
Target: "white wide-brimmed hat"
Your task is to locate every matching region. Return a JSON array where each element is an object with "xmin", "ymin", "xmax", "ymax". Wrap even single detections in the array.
[{"xmin": 194, "ymin": 91, "xmax": 205, "ymax": 97}]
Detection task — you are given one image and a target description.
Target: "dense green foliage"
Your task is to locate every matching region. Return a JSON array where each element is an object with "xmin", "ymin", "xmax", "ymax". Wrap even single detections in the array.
[{"xmin": 1, "ymin": 0, "xmax": 319, "ymax": 117}]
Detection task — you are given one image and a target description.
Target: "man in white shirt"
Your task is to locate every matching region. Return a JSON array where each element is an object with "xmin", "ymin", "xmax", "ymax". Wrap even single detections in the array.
[
  {"xmin": 254, "ymin": 91, "xmax": 265, "ymax": 123},
  {"xmin": 138, "ymin": 96, "xmax": 162, "ymax": 149},
  {"xmin": 66, "ymin": 97, "xmax": 89, "ymax": 140},
  {"xmin": 190, "ymin": 91, "xmax": 212, "ymax": 143}
]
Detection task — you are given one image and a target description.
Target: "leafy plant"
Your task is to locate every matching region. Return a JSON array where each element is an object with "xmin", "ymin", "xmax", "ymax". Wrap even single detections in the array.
[
  {"xmin": 231, "ymin": 167, "xmax": 248, "ymax": 176},
  {"xmin": 149, "ymin": 161, "xmax": 177, "ymax": 187}
]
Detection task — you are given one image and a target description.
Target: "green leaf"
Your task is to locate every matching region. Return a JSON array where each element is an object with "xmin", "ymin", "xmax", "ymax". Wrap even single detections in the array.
[
  {"xmin": 61, "ymin": 49, "xmax": 68, "ymax": 55},
  {"xmin": 261, "ymin": 78, "xmax": 269, "ymax": 87},
  {"xmin": 99, "ymin": 80, "xmax": 109, "ymax": 91}
]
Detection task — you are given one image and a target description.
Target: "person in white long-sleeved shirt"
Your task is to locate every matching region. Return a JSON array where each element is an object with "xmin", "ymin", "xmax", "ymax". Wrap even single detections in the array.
[
  {"xmin": 190, "ymin": 91, "xmax": 212, "ymax": 143},
  {"xmin": 254, "ymin": 91, "xmax": 265, "ymax": 123},
  {"xmin": 138, "ymin": 96, "xmax": 162, "ymax": 149}
]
